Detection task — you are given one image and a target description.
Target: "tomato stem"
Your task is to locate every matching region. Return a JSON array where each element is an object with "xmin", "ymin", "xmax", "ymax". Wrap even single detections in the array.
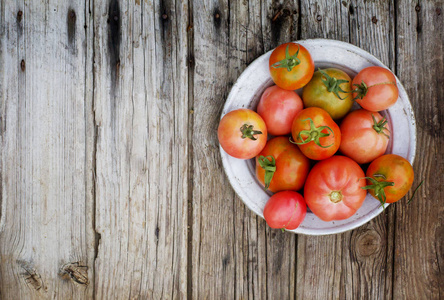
[
  {"xmin": 258, "ymin": 156, "xmax": 276, "ymax": 190},
  {"xmin": 290, "ymin": 118, "xmax": 334, "ymax": 148},
  {"xmin": 270, "ymin": 44, "xmax": 301, "ymax": 72},
  {"xmin": 351, "ymin": 81, "xmax": 397, "ymax": 100},
  {"xmin": 240, "ymin": 124, "xmax": 262, "ymax": 140},
  {"xmin": 372, "ymin": 114, "xmax": 390, "ymax": 138},
  {"xmin": 408, "ymin": 180, "xmax": 424, "ymax": 204},
  {"xmin": 318, "ymin": 68, "xmax": 349, "ymax": 100},
  {"xmin": 361, "ymin": 175, "xmax": 395, "ymax": 208},
  {"xmin": 329, "ymin": 191, "xmax": 343, "ymax": 203}
]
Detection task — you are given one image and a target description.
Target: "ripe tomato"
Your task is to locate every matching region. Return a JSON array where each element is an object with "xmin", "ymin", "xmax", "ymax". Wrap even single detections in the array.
[
  {"xmin": 291, "ymin": 107, "xmax": 341, "ymax": 160},
  {"xmin": 304, "ymin": 156, "xmax": 367, "ymax": 221},
  {"xmin": 255, "ymin": 137, "xmax": 310, "ymax": 193},
  {"xmin": 269, "ymin": 42, "xmax": 314, "ymax": 90},
  {"xmin": 352, "ymin": 66, "xmax": 399, "ymax": 112},
  {"xmin": 339, "ymin": 109, "xmax": 390, "ymax": 164},
  {"xmin": 263, "ymin": 191, "xmax": 307, "ymax": 230},
  {"xmin": 364, "ymin": 154, "xmax": 414, "ymax": 204},
  {"xmin": 257, "ymin": 85, "xmax": 304, "ymax": 136},
  {"xmin": 218, "ymin": 109, "xmax": 267, "ymax": 159},
  {"xmin": 302, "ymin": 68, "xmax": 353, "ymax": 120}
]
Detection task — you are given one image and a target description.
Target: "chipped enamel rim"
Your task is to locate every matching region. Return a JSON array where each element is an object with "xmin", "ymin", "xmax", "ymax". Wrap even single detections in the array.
[{"xmin": 220, "ymin": 39, "xmax": 416, "ymax": 235}]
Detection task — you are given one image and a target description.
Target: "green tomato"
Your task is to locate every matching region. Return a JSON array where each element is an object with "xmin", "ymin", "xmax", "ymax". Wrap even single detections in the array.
[{"xmin": 302, "ymin": 68, "xmax": 353, "ymax": 120}]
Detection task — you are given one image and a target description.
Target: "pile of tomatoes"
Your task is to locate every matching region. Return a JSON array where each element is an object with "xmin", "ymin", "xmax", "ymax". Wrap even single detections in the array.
[{"xmin": 218, "ymin": 42, "xmax": 417, "ymax": 231}]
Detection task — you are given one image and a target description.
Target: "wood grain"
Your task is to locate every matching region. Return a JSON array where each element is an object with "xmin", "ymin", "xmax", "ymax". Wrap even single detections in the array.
[
  {"xmin": 296, "ymin": 1, "xmax": 396, "ymax": 299},
  {"xmin": 0, "ymin": 0, "xmax": 442, "ymax": 299},
  {"xmin": 394, "ymin": 1, "xmax": 444, "ymax": 299},
  {"xmin": 0, "ymin": 0, "xmax": 95, "ymax": 299},
  {"xmin": 93, "ymin": 0, "xmax": 189, "ymax": 298}
]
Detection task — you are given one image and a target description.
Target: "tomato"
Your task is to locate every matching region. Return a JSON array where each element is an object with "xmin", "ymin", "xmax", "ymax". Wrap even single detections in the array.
[
  {"xmin": 339, "ymin": 109, "xmax": 390, "ymax": 164},
  {"xmin": 255, "ymin": 137, "xmax": 310, "ymax": 193},
  {"xmin": 257, "ymin": 85, "xmax": 304, "ymax": 136},
  {"xmin": 304, "ymin": 156, "xmax": 367, "ymax": 221},
  {"xmin": 291, "ymin": 107, "xmax": 341, "ymax": 160},
  {"xmin": 364, "ymin": 154, "xmax": 414, "ymax": 204},
  {"xmin": 269, "ymin": 42, "xmax": 315, "ymax": 90},
  {"xmin": 218, "ymin": 109, "xmax": 267, "ymax": 159},
  {"xmin": 352, "ymin": 66, "xmax": 399, "ymax": 112},
  {"xmin": 302, "ymin": 68, "xmax": 353, "ymax": 120},
  {"xmin": 263, "ymin": 191, "xmax": 307, "ymax": 230}
]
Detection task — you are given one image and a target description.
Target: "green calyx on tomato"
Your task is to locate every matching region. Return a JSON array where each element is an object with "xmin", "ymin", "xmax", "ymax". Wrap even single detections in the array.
[
  {"xmin": 240, "ymin": 124, "xmax": 263, "ymax": 140},
  {"xmin": 352, "ymin": 80, "xmax": 397, "ymax": 100},
  {"xmin": 258, "ymin": 155, "xmax": 276, "ymax": 190},
  {"xmin": 270, "ymin": 44, "xmax": 301, "ymax": 72},
  {"xmin": 318, "ymin": 68, "xmax": 349, "ymax": 100},
  {"xmin": 361, "ymin": 174, "xmax": 394, "ymax": 207},
  {"xmin": 372, "ymin": 114, "xmax": 390, "ymax": 138},
  {"xmin": 291, "ymin": 118, "xmax": 334, "ymax": 148}
]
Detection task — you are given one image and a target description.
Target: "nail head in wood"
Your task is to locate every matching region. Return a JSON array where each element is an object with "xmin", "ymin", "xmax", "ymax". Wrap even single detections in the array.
[
  {"xmin": 20, "ymin": 60, "xmax": 25, "ymax": 71},
  {"xmin": 316, "ymin": 15, "xmax": 322, "ymax": 22}
]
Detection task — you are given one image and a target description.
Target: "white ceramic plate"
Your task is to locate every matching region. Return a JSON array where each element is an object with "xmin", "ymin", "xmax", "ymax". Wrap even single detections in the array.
[{"xmin": 220, "ymin": 39, "xmax": 416, "ymax": 235}]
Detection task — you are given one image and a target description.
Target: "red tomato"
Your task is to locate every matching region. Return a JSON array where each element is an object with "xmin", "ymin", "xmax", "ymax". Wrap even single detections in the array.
[
  {"xmin": 339, "ymin": 109, "xmax": 390, "ymax": 164},
  {"xmin": 304, "ymin": 156, "xmax": 367, "ymax": 221},
  {"xmin": 364, "ymin": 154, "xmax": 414, "ymax": 204},
  {"xmin": 291, "ymin": 107, "xmax": 341, "ymax": 160},
  {"xmin": 263, "ymin": 191, "xmax": 307, "ymax": 230},
  {"xmin": 352, "ymin": 66, "xmax": 399, "ymax": 112},
  {"xmin": 255, "ymin": 137, "xmax": 310, "ymax": 193},
  {"xmin": 269, "ymin": 43, "xmax": 315, "ymax": 90},
  {"xmin": 218, "ymin": 109, "xmax": 267, "ymax": 159},
  {"xmin": 257, "ymin": 85, "xmax": 304, "ymax": 136}
]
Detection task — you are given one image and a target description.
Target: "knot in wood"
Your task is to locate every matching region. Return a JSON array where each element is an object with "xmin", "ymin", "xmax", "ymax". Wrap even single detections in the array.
[
  {"xmin": 437, "ymin": 8, "xmax": 441, "ymax": 16},
  {"xmin": 60, "ymin": 262, "xmax": 89, "ymax": 285},
  {"xmin": 316, "ymin": 15, "xmax": 322, "ymax": 22},
  {"xmin": 372, "ymin": 16, "xmax": 378, "ymax": 24},
  {"xmin": 415, "ymin": 5, "xmax": 421, "ymax": 12},
  {"xmin": 20, "ymin": 59, "xmax": 25, "ymax": 71},
  {"xmin": 17, "ymin": 10, "xmax": 23, "ymax": 21},
  {"xmin": 356, "ymin": 230, "xmax": 381, "ymax": 257}
]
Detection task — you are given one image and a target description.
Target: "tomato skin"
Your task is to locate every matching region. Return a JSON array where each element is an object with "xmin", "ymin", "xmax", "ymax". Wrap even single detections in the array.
[
  {"xmin": 291, "ymin": 107, "xmax": 341, "ymax": 160},
  {"xmin": 304, "ymin": 156, "xmax": 367, "ymax": 221},
  {"xmin": 218, "ymin": 109, "xmax": 267, "ymax": 159},
  {"xmin": 263, "ymin": 191, "xmax": 307, "ymax": 230},
  {"xmin": 339, "ymin": 109, "xmax": 390, "ymax": 164},
  {"xmin": 302, "ymin": 68, "xmax": 353, "ymax": 120},
  {"xmin": 353, "ymin": 66, "xmax": 399, "ymax": 112},
  {"xmin": 255, "ymin": 137, "xmax": 310, "ymax": 193},
  {"xmin": 269, "ymin": 43, "xmax": 315, "ymax": 90},
  {"xmin": 366, "ymin": 154, "xmax": 414, "ymax": 203},
  {"xmin": 257, "ymin": 85, "xmax": 304, "ymax": 136}
]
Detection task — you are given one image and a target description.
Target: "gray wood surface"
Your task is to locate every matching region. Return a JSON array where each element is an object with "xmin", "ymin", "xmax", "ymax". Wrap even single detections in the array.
[{"xmin": 0, "ymin": 0, "xmax": 442, "ymax": 299}]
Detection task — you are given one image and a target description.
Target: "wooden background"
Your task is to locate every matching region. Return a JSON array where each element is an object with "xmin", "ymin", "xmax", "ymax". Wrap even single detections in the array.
[{"xmin": 0, "ymin": 0, "xmax": 443, "ymax": 299}]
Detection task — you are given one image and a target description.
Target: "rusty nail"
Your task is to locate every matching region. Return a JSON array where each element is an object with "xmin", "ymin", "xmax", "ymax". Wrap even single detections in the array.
[
  {"xmin": 316, "ymin": 15, "xmax": 322, "ymax": 22},
  {"xmin": 162, "ymin": 14, "xmax": 168, "ymax": 20},
  {"xmin": 272, "ymin": 10, "xmax": 282, "ymax": 22},
  {"xmin": 372, "ymin": 16, "xmax": 378, "ymax": 24},
  {"xmin": 113, "ymin": 15, "xmax": 118, "ymax": 21},
  {"xmin": 17, "ymin": 10, "xmax": 23, "ymax": 18},
  {"xmin": 215, "ymin": 13, "xmax": 220, "ymax": 19},
  {"xmin": 415, "ymin": 5, "xmax": 421, "ymax": 12},
  {"xmin": 20, "ymin": 60, "xmax": 25, "ymax": 71}
]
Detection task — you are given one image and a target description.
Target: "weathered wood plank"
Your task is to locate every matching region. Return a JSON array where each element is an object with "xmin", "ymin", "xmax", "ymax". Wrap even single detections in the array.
[
  {"xmin": 296, "ymin": 1, "xmax": 396, "ymax": 299},
  {"xmin": 191, "ymin": 0, "xmax": 300, "ymax": 299},
  {"xmin": 93, "ymin": 0, "xmax": 189, "ymax": 298},
  {"xmin": 0, "ymin": 0, "xmax": 95, "ymax": 299},
  {"xmin": 393, "ymin": 1, "xmax": 444, "ymax": 299}
]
